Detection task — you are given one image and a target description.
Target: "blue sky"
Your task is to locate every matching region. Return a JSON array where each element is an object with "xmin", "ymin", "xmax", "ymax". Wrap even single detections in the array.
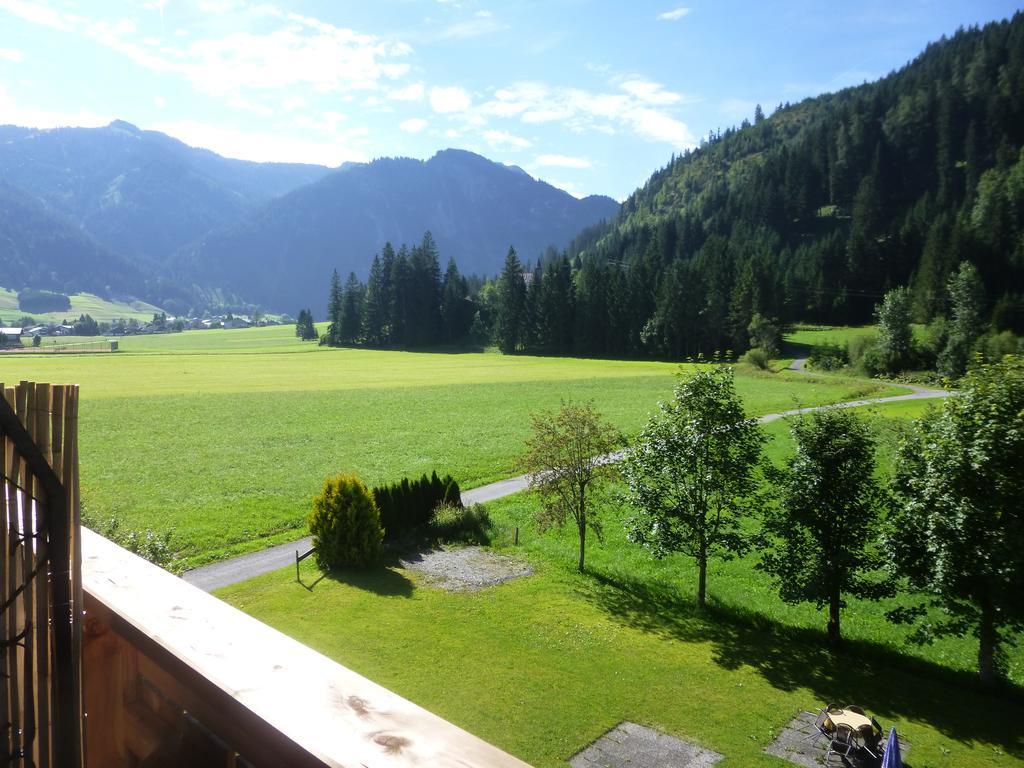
[{"xmin": 0, "ymin": 1, "xmax": 1019, "ymax": 200}]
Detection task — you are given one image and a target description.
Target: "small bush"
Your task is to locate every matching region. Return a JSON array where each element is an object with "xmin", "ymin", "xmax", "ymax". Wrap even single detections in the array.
[
  {"xmin": 309, "ymin": 473, "xmax": 383, "ymax": 568},
  {"xmin": 808, "ymin": 342, "xmax": 848, "ymax": 370},
  {"xmin": 373, "ymin": 470, "xmax": 461, "ymax": 541},
  {"xmin": 429, "ymin": 503, "xmax": 492, "ymax": 545},
  {"xmin": 86, "ymin": 515, "xmax": 180, "ymax": 573},
  {"xmin": 740, "ymin": 347, "xmax": 770, "ymax": 370}
]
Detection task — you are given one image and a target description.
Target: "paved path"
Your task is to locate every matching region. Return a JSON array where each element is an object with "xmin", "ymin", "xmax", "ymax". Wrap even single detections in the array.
[{"xmin": 183, "ymin": 365, "xmax": 948, "ymax": 592}]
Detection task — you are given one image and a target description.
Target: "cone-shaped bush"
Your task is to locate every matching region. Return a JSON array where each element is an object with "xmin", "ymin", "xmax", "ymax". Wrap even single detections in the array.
[{"xmin": 308, "ymin": 473, "xmax": 383, "ymax": 568}]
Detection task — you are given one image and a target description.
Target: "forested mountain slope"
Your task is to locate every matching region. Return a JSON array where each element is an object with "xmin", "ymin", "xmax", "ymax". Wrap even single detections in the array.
[
  {"xmin": 567, "ymin": 13, "xmax": 1024, "ymax": 358},
  {"xmin": 0, "ymin": 182, "xmax": 157, "ymax": 300},
  {"xmin": 174, "ymin": 149, "xmax": 619, "ymax": 312},
  {"xmin": 0, "ymin": 120, "xmax": 330, "ymax": 266}
]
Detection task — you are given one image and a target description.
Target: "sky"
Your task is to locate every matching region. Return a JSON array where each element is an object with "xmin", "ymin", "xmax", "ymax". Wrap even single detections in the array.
[{"xmin": 0, "ymin": 1, "xmax": 1020, "ymax": 201}]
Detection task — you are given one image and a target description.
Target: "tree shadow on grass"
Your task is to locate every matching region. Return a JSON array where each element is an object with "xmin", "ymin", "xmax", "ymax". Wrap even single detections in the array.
[
  {"xmin": 576, "ymin": 566, "xmax": 1024, "ymax": 758},
  {"xmin": 303, "ymin": 557, "xmax": 415, "ymax": 598}
]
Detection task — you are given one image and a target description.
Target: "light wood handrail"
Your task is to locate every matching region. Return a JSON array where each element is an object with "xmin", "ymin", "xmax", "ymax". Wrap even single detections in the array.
[{"xmin": 82, "ymin": 529, "xmax": 531, "ymax": 767}]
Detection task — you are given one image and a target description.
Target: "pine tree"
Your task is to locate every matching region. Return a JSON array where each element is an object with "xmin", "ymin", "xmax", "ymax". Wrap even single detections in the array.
[
  {"xmin": 495, "ymin": 247, "xmax": 526, "ymax": 354},
  {"xmin": 339, "ymin": 272, "xmax": 364, "ymax": 344},
  {"xmin": 326, "ymin": 269, "xmax": 343, "ymax": 346},
  {"xmin": 361, "ymin": 253, "xmax": 388, "ymax": 346},
  {"xmin": 441, "ymin": 258, "xmax": 471, "ymax": 343}
]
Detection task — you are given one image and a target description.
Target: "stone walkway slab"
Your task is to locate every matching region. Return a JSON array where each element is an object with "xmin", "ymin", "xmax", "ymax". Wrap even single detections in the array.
[{"xmin": 570, "ymin": 722, "xmax": 722, "ymax": 768}]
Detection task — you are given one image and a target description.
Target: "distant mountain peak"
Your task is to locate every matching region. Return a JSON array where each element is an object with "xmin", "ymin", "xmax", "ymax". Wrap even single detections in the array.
[{"xmin": 107, "ymin": 119, "xmax": 141, "ymax": 134}]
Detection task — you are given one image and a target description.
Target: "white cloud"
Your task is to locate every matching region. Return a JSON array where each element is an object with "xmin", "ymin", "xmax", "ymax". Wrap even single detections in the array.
[
  {"xmin": 438, "ymin": 10, "xmax": 505, "ymax": 40},
  {"xmin": 0, "ymin": 84, "xmax": 109, "ymax": 129},
  {"xmin": 388, "ymin": 82, "xmax": 424, "ymax": 101},
  {"xmin": 625, "ymin": 107, "xmax": 690, "ymax": 145},
  {"xmin": 430, "ymin": 85, "xmax": 472, "ymax": 113},
  {"xmin": 535, "ymin": 154, "xmax": 591, "ymax": 169},
  {"xmin": 657, "ymin": 7, "xmax": 692, "ymax": 21},
  {"xmin": 153, "ymin": 95, "xmax": 166, "ymax": 108},
  {"xmin": 151, "ymin": 119, "xmax": 368, "ymax": 166},
  {"xmin": 399, "ymin": 117, "xmax": 428, "ymax": 133},
  {"xmin": 0, "ymin": 47, "xmax": 23, "ymax": 62},
  {"xmin": 619, "ymin": 79, "xmax": 681, "ymax": 105},
  {"xmin": 0, "ymin": 1, "xmax": 416, "ymax": 100},
  {"xmin": 476, "ymin": 80, "xmax": 696, "ymax": 149},
  {"xmin": 483, "ymin": 129, "xmax": 531, "ymax": 149},
  {"xmin": 545, "ymin": 178, "xmax": 583, "ymax": 198}
]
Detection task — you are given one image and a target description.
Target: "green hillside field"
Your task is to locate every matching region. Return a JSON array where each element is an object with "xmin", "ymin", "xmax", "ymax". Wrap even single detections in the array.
[
  {"xmin": 0, "ymin": 288, "xmax": 164, "ymax": 324},
  {"xmin": 2, "ymin": 324, "xmax": 895, "ymax": 567}
]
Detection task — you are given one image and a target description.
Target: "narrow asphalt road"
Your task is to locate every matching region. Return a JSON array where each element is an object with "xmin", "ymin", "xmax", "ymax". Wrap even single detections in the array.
[{"xmin": 183, "ymin": 362, "xmax": 948, "ymax": 592}]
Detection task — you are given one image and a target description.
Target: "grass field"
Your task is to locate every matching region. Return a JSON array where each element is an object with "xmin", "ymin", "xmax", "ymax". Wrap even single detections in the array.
[
  {"xmin": 1, "ymin": 325, "xmax": 900, "ymax": 567},
  {"xmin": 0, "ymin": 288, "xmax": 164, "ymax": 323},
  {"xmin": 219, "ymin": 397, "xmax": 1022, "ymax": 768}
]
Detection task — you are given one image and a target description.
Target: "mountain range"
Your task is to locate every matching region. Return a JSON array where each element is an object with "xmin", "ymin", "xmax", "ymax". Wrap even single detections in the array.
[{"xmin": 0, "ymin": 122, "xmax": 618, "ymax": 313}]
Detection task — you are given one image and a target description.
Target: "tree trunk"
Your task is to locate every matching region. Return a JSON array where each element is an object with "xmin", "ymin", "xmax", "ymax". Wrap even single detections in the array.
[
  {"xmin": 978, "ymin": 598, "xmax": 999, "ymax": 687},
  {"xmin": 577, "ymin": 495, "xmax": 586, "ymax": 572},
  {"xmin": 697, "ymin": 546, "xmax": 707, "ymax": 609},
  {"xmin": 827, "ymin": 590, "xmax": 841, "ymax": 646}
]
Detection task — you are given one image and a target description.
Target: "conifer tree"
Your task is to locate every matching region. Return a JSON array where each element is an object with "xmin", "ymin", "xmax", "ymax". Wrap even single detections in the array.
[
  {"xmin": 495, "ymin": 247, "xmax": 526, "ymax": 354},
  {"xmin": 326, "ymin": 269, "xmax": 343, "ymax": 346},
  {"xmin": 361, "ymin": 253, "xmax": 388, "ymax": 346},
  {"xmin": 339, "ymin": 272, "xmax": 364, "ymax": 344}
]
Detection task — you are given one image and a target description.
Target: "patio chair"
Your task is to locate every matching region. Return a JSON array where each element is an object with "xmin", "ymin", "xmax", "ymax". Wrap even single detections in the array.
[
  {"xmin": 805, "ymin": 708, "xmax": 834, "ymax": 744},
  {"xmin": 826, "ymin": 724, "xmax": 860, "ymax": 764},
  {"xmin": 845, "ymin": 705, "xmax": 866, "ymax": 715}
]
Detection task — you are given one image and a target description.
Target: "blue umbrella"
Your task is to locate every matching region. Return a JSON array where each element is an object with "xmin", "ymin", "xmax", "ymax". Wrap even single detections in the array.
[{"xmin": 881, "ymin": 727, "xmax": 902, "ymax": 768}]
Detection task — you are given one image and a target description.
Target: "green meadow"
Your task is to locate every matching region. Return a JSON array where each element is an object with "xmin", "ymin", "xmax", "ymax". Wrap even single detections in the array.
[
  {"xmin": 3, "ymin": 325, "xmax": 895, "ymax": 567},
  {"xmin": 0, "ymin": 288, "xmax": 164, "ymax": 324},
  {"xmin": 220, "ymin": 397, "xmax": 1023, "ymax": 768}
]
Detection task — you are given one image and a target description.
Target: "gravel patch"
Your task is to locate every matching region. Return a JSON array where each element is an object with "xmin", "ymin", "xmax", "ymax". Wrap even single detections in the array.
[
  {"xmin": 571, "ymin": 722, "xmax": 722, "ymax": 768},
  {"xmin": 400, "ymin": 546, "xmax": 533, "ymax": 591}
]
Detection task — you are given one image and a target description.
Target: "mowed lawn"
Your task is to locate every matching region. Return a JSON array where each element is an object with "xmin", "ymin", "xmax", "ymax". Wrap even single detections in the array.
[
  {"xmin": 4, "ymin": 325, "xmax": 895, "ymax": 566},
  {"xmin": 219, "ymin": 398, "xmax": 1024, "ymax": 768}
]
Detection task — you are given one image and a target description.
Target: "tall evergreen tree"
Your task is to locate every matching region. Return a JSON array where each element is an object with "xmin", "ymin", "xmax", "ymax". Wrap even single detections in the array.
[
  {"xmin": 440, "ymin": 258, "xmax": 472, "ymax": 343},
  {"xmin": 326, "ymin": 269, "xmax": 343, "ymax": 346},
  {"xmin": 495, "ymin": 247, "xmax": 527, "ymax": 354},
  {"xmin": 339, "ymin": 272, "xmax": 364, "ymax": 344},
  {"xmin": 361, "ymin": 253, "xmax": 388, "ymax": 346}
]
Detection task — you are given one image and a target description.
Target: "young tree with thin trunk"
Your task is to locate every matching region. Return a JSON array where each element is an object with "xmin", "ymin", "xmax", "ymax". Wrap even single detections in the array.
[
  {"xmin": 757, "ymin": 408, "xmax": 893, "ymax": 646},
  {"xmin": 518, "ymin": 401, "xmax": 620, "ymax": 572},
  {"xmin": 888, "ymin": 355, "xmax": 1024, "ymax": 687},
  {"xmin": 623, "ymin": 366, "xmax": 764, "ymax": 608}
]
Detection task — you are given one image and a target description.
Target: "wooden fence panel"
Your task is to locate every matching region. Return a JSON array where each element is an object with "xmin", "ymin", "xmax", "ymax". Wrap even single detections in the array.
[{"xmin": 0, "ymin": 381, "xmax": 82, "ymax": 768}]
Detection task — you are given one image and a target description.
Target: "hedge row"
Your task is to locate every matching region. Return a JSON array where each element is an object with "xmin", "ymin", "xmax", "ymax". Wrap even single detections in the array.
[{"xmin": 372, "ymin": 471, "xmax": 461, "ymax": 541}]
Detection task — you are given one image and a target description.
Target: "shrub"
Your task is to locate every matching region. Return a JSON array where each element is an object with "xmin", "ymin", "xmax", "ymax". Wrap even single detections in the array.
[
  {"xmin": 308, "ymin": 473, "xmax": 383, "ymax": 568},
  {"xmin": 86, "ymin": 515, "xmax": 180, "ymax": 573},
  {"xmin": 429, "ymin": 503, "xmax": 492, "ymax": 545},
  {"xmin": 372, "ymin": 470, "xmax": 461, "ymax": 541},
  {"xmin": 740, "ymin": 347, "xmax": 770, "ymax": 370},
  {"xmin": 808, "ymin": 342, "xmax": 848, "ymax": 370}
]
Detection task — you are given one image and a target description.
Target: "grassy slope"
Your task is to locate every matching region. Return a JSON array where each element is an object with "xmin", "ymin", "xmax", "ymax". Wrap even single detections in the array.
[
  {"xmin": 0, "ymin": 287, "xmax": 164, "ymax": 323},
  {"xmin": 220, "ymin": 398, "xmax": 1023, "ymax": 768},
  {"xmin": 1, "ymin": 325, "xmax": 895, "ymax": 566}
]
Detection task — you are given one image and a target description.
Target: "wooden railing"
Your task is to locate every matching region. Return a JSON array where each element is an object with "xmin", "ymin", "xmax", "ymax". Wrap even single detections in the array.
[
  {"xmin": 0, "ymin": 382, "xmax": 82, "ymax": 768},
  {"xmin": 81, "ymin": 530, "xmax": 532, "ymax": 767},
  {"xmin": 1, "ymin": 381, "xmax": 531, "ymax": 767}
]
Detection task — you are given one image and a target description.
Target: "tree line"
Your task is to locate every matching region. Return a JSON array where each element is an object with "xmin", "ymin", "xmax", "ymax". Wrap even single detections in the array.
[{"xmin": 522, "ymin": 360, "xmax": 1024, "ymax": 689}]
